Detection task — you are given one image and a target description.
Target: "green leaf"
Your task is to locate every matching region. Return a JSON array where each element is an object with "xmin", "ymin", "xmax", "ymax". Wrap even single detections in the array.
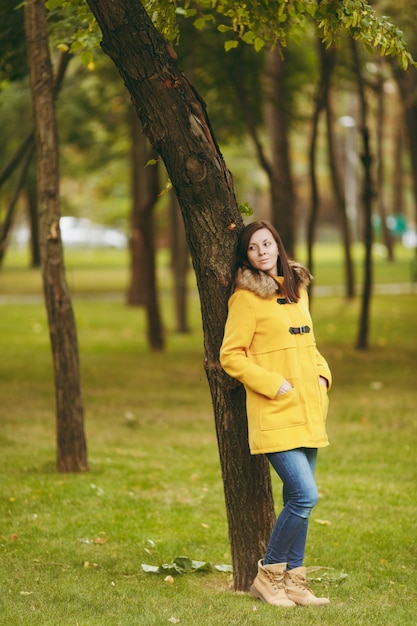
[
  {"xmin": 242, "ymin": 30, "xmax": 256, "ymax": 44},
  {"xmin": 217, "ymin": 24, "xmax": 232, "ymax": 33},
  {"xmin": 79, "ymin": 51, "xmax": 94, "ymax": 67},
  {"xmin": 175, "ymin": 8, "xmax": 197, "ymax": 18},
  {"xmin": 254, "ymin": 37, "xmax": 265, "ymax": 52},
  {"xmin": 238, "ymin": 202, "xmax": 254, "ymax": 216},
  {"xmin": 224, "ymin": 40, "xmax": 239, "ymax": 52},
  {"xmin": 141, "ymin": 556, "xmax": 212, "ymax": 575},
  {"xmin": 193, "ymin": 17, "xmax": 207, "ymax": 30}
]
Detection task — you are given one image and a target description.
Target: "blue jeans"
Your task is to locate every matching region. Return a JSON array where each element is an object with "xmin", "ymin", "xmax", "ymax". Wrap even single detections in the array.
[{"xmin": 263, "ymin": 448, "xmax": 318, "ymax": 569}]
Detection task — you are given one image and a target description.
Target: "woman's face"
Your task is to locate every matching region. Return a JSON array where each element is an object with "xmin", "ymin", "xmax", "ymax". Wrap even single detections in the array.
[{"xmin": 246, "ymin": 227, "xmax": 279, "ymax": 275}]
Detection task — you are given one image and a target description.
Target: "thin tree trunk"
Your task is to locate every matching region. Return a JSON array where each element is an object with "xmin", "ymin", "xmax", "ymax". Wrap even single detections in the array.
[
  {"xmin": 0, "ymin": 141, "xmax": 35, "ymax": 263},
  {"xmin": 26, "ymin": 173, "xmax": 41, "ymax": 267},
  {"xmin": 393, "ymin": 61, "xmax": 417, "ymax": 273},
  {"xmin": 375, "ymin": 62, "xmax": 394, "ymax": 260},
  {"xmin": 24, "ymin": 0, "xmax": 88, "ymax": 472},
  {"xmin": 264, "ymin": 48, "xmax": 296, "ymax": 255},
  {"xmin": 0, "ymin": 130, "xmax": 35, "ymax": 187},
  {"xmin": 306, "ymin": 41, "xmax": 334, "ymax": 282},
  {"xmin": 351, "ymin": 41, "xmax": 373, "ymax": 350},
  {"xmin": 393, "ymin": 125, "xmax": 404, "ymax": 215},
  {"xmin": 325, "ymin": 96, "xmax": 355, "ymax": 299},
  {"xmin": 225, "ymin": 46, "xmax": 295, "ymax": 252},
  {"xmin": 128, "ymin": 106, "xmax": 164, "ymax": 350},
  {"xmin": 86, "ymin": 0, "xmax": 275, "ymax": 590}
]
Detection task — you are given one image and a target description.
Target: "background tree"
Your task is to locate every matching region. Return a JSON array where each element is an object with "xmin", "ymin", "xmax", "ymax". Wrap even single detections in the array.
[
  {"xmin": 24, "ymin": 0, "xmax": 88, "ymax": 472},
  {"xmin": 351, "ymin": 39, "xmax": 374, "ymax": 350},
  {"xmin": 128, "ymin": 109, "xmax": 165, "ymax": 350}
]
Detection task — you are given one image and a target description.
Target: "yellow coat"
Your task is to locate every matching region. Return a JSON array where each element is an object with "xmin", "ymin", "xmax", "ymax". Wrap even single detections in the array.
[{"xmin": 220, "ymin": 268, "xmax": 331, "ymax": 455}]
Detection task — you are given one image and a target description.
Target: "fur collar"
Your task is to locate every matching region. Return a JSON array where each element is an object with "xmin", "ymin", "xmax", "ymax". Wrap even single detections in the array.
[{"xmin": 234, "ymin": 262, "xmax": 312, "ymax": 300}]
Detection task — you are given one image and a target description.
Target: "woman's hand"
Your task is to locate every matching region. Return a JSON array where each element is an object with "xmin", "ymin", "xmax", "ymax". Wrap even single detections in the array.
[{"xmin": 277, "ymin": 379, "xmax": 292, "ymax": 395}]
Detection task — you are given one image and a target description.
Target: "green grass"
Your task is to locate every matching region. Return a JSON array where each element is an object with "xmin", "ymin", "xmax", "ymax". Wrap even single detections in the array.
[
  {"xmin": 1, "ymin": 241, "xmax": 416, "ymax": 296},
  {"xmin": 1, "ymin": 247, "xmax": 417, "ymax": 625}
]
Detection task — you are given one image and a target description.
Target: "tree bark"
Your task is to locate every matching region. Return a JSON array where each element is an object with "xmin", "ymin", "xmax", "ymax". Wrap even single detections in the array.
[
  {"xmin": 127, "ymin": 105, "xmax": 165, "ymax": 350},
  {"xmin": 85, "ymin": 0, "xmax": 275, "ymax": 590},
  {"xmin": 26, "ymin": 172, "xmax": 41, "ymax": 268},
  {"xmin": 24, "ymin": 0, "xmax": 88, "ymax": 472},
  {"xmin": 169, "ymin": 192, "xmax": 190, "ymax": 334}
]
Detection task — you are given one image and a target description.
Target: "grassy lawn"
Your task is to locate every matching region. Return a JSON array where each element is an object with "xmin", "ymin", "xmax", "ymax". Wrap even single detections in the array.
[{"xmin": 1, "ymin": 245, "xmax": 416, "ymax": 625}]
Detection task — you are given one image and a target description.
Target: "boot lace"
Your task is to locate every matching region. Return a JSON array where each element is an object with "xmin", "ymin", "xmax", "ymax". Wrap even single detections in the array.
[
  {"xmin": 290, "ymin": 573, "xmax": 310, "ymax": 591},
  {"xmin": 267, "ymin": 571, "xmax": 286, "ymax": 590}
]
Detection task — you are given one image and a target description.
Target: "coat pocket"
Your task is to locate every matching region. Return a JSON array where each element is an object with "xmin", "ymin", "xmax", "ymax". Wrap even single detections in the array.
[
  {"xmin": 255, "ymin": 379, "xmax": 307, "ymax": 431},
  {"xmin": 319, "ymin": 382, "xmax": 329, "ymax": 422}
]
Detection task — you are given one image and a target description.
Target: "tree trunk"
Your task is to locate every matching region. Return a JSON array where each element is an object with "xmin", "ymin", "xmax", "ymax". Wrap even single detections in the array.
[
  {"xmin": 127, "ymin": 105, "xmax": 164, "ymax": 351},
  {"xmin": 263, "ymin": 48, "xmax": 296, "ymax": 255},
  {"xmin": 375, "ymin": 62, "xmax": 393, "ymax": 260},
  {"xmin": 169, "ymin": 192, "xmax": 189, "ymax": 334},
  {"xmin": 224, "ymin": 46, "xmax": 295, "ymax": 253},
  {"xmin": 395, "ymin": 61, "xmax": 417, "ymax": 266},
  {"xmin": 325, "ymin": 95, "xmax": 355, "ymax": 299},
  {"xmin": 24, "ymin": 0, "xmax": 88, "ymax": 472},
  {"xmin": 394, "ymin": 63, "xmax": 417, "ymax": 228},
  {"xmin": 0, "ymin": 141, "xmax": 35, "ymax": 264},
  {"xmin": 85, "ymin": 0, "xmax": 275, "ymax": 590},
  {"xmin": 393, "ymin": 125, "xmax": 404, "ymax": 216},
  {"xmin": 26, "ymin": 172, "xmax": 41, "ymax": 268},
  {"xmin": 306, "ymin": 41, "xmax": 334, "ymax": 282},
  {"xmin": 393, "ymin": 64, "xmax": 417, "ymax": 269},
  {"xmin": 351, "ymin": 41, "xmax": 373, "ymax": 351}
]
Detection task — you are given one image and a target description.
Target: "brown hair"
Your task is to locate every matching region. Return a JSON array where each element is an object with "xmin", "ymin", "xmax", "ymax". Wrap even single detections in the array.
[{"xmin": 232, "ymin": 220, "xmax": 310, "ymax": 302}]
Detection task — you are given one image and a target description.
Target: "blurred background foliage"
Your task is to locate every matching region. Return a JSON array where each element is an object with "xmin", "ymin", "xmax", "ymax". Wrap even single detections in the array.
[{"xmin": 1, "ymin": 0, "xmax": 417, "ymax": 255}]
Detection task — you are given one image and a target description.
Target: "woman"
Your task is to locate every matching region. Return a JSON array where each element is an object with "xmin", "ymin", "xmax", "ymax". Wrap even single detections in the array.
[{"xmin": 220, "ymin": 221, "xmax": 331, "ymax": 608}]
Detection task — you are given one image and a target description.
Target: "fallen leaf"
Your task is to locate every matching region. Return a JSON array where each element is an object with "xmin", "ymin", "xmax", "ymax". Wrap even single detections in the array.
[
  {"xmin": 315, "ymin": 519, "xmax": 331, "ymax": 526},
  {"xmin": 168, "ymin": 618, "xmax": 180, "ymax": 624},
  {"xmin": 94, "ymin": 537, "xmax": 108, "ymax": 544},
  {"xmin": 164, "ymin": 575, "xmax": 174, "ymax": 584},
  {"xmin": 215, "ymin": 564, "xmax": 233, "ymax": 573}
]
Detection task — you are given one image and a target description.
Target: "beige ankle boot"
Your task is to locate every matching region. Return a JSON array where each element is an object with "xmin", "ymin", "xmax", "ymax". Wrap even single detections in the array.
[
  {"xmin": 250, "ymin": 560, "xmax": 296, "ymax": 608},
  {"xmin": 285, "ymin": 566, "xmax": 330, "ymax": 606}
]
